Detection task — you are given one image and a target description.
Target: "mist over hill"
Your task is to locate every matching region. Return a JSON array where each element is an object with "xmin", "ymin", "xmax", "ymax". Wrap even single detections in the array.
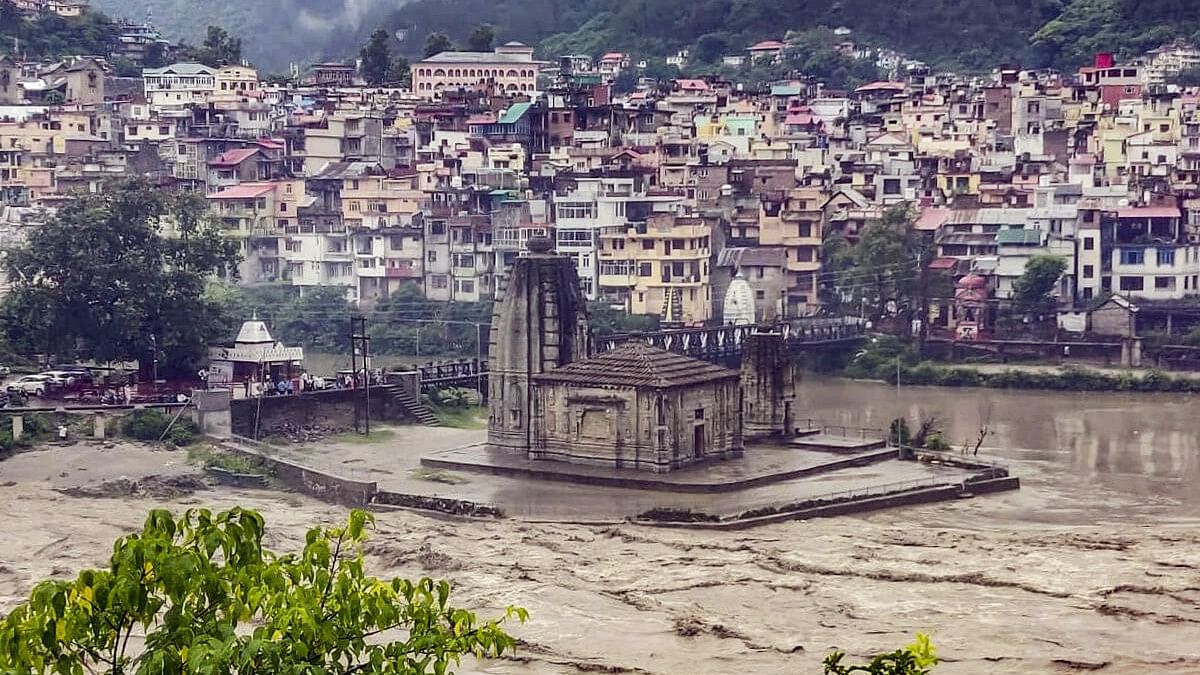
[{"xmin": 92, "ymin": 0, "xmax": 1200, "ymax": 73}]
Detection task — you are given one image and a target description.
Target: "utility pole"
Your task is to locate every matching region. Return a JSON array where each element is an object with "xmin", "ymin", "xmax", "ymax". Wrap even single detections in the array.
[{"xmin": 350, "ymin": 316, "xmax": 371, "ymax": 435}]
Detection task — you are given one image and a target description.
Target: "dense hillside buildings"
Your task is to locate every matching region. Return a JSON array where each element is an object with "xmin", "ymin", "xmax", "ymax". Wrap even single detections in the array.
[{"xmin": 7, "ymin": 32, "xmax": 1200, "ymax": 330}]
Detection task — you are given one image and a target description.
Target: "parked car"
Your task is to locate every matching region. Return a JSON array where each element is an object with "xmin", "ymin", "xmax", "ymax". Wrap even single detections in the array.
[
  {"xmin": 0, "ymin": 365, "xmax": 11, "ymax": 377},
  {"xmin": 7, "ymin": 374, "xmax": 53, "ymax": 397},
  {"xmin": 43, "ymin": 370, "xmax": 93, "ymax": 389}
]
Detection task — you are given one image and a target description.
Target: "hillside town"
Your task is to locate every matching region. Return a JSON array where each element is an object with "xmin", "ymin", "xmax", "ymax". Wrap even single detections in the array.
[{"xmin": 5, "ymin": 3, "xmax": 1200, "ymax": 340}]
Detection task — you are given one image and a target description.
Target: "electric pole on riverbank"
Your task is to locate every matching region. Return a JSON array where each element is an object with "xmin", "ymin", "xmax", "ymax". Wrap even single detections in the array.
[{"xmin": 350, "ymin": 316, "xmax": 371, "ymax": 435}]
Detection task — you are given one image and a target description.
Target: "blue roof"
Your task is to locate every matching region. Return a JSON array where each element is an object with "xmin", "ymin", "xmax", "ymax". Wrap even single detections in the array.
[{"xmin": 498, "ymin": 102, "xmax": 532, "ymax": 124}]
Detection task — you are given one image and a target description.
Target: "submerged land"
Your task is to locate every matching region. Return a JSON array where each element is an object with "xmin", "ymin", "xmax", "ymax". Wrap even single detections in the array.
[{"xmin": 2, "ymin": 379, "xmax": 1198, "ymax": 674}]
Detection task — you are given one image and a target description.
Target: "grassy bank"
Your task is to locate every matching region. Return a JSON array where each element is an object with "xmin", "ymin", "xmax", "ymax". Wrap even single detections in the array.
[
  {"xmin": 431, "ymin": 405, "xmax": 487, "ymax": 429},
  {"xmin": 849, "ymin": 360, "xmax": 1200, "ymax": 393},
  {"xmin": 845, "ymin": 335, "xmax": 1200, "ymax": 393}
]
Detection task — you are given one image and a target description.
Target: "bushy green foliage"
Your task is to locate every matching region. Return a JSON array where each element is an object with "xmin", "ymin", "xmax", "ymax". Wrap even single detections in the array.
[
  {"xmin": 123, "ymin": 408, "xmax": 199, "ymax": 446},
  {"xmin": 0, "ymin": 4, "xmax": 119, "ymax": 60},
  {"xmin": 858, "ymin": 360, "xmax": 1200, "ymax": 393},
  {"xmin": 825, "ymin": 632, "xmax": 938, "ymax": 674},
  {"xmin": 4, "ymin": 179, "xmax": 239, "ymax": 377},
  {"xmin": 428, "ymin": 387, "xmax": 472, "ymax": 409},
  {"xmin": 0, "ymin": 508, "xmax": 525, "ymax": 674}
]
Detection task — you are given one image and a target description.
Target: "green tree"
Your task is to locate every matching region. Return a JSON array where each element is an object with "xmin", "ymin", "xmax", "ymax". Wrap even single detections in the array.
[
  {"xmin": 1012, "ymin": 255, "xmax": 1067, "ymax": 313},
  {"xmin": 3, "ymin": 178, "xmax": 239, "ymax": 377},
  {"xmin": 183, "ymin": 25, "xmax": 242, "ymax": 67},
  {"xmin": 0, "ymin": 508, "xmax": 525, "ymax": 674},
  {"xmin": 832, "ymin": 206, "xmax": 922, "ymax": 321},
  {"xmin": 612, "ymin": 70, "xmax": 639, "ymax": 93},
  {"xmin": 360, "ymin": 28, "xmax": 393, "ymax": 86},
  {"xmin": 389, "ymin": 55, "xmax": 411, "ymax": 86},
  {"xmin": 0, "ymin": 0, "xmax": 21, "ymax": 35},
  {"xmin": 423, "ymin": 32, "xmax": 453, "ymax": 58},
  {"xmin": 692, "ymin": 33, "xmax": 727, "ymax": 64},
  {"xmin": 467, "ymin": 23, "xmax": 496, "ymax": 52},
  {"xmin": 142, "ymin": 41, "xmax": 168, "ymax": 68}
]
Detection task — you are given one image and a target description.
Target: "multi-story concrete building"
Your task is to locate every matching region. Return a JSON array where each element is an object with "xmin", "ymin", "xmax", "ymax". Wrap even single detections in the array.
[
  {"xmin": 411, "ymin": 42, "xmax": 542, "ymax": 98},
  {"xmin": 143, "ymin": 63, "xmax": 216, "ymax": 108}
]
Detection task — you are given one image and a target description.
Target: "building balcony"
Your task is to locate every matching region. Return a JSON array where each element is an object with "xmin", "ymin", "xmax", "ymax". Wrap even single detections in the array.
[{"xmin": 385, "ymin": 266, "xmax": 422, "ymax": 279}]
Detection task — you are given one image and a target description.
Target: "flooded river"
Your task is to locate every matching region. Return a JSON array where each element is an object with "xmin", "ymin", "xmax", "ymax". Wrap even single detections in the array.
[
  {"xmin": 1, "ymin": 378, "xmax": 1198, "ymax": 674},
  {"xmin": 797, "ymin": 376, "xmax": 1200, "ymax": 524}
]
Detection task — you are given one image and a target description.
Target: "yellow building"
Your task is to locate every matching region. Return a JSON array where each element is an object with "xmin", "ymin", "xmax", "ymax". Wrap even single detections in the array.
[
  {"xmin": 341, "ymin": 173, "xmax": 422, "ymax": 230},
  {"xmin": 597, "ymin": 213, "xmax": 713, "ymax": 323}
]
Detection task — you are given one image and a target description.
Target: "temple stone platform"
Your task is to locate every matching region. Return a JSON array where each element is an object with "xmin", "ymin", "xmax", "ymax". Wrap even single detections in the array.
[
  {"xmin": 421, "ymin": 442, "xmax": 897, "ymax": 493},
  {"xmin": 788, "ymin": 434, "xmax": 888, "ymax": 452}
]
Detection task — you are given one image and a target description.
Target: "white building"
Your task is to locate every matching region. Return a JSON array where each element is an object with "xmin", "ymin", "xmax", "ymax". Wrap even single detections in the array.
[
  {"xmin": 142, "ymin": 63, "xmax": 215, "ymax": 108},
  {"xmin": 553, "ymin": 176, "xmax": 682, "ymax": 299}
]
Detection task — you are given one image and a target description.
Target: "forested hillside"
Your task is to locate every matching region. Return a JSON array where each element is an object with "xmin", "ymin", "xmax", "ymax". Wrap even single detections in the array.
[
  {"xmin": 86, "ymin": 0, "xmax": 1200, "ymax": 73},
  {"xmin": 90, "ymin": 0, "xmax": 394, "ymax": 70}
]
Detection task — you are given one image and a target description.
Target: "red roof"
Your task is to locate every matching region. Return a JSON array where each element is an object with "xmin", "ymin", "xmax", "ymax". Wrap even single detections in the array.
[
  {"xmin": 466, "ymin": 114, "xmax": 497, "ymax": 125},
  {"xmin": 915, "ymin": 206, "xmax": 951, "ymax": 231},
  {"xmin": 675, "ymin": 78, "xmax": 709, "ymax": 91},
  {"xmin": 1116, "ymin": 206, "xmax": 1180, "ymax": 219},
  {"xmin": 748, "ymin": 40, "xmax": 785, "ymax": 51},
  {"xmin": 928, "ymin": 257, "xmax": 958, "ymax": 270},
  {"xmin": 207, "ymin": 183, "xmax": 276, "ymax": 199},
  {"xmin": 600, "ymin": 52, "xmax": 626, "ymax": 62},
  {"xmin": 784, "ymin": 113, "xmax": 814, "ymax": 126},
  {"xmin": 209, "ymin": 148, "xmax": 260, "ymax": 167},
  {"xmin": 256, "ymin": 139, "xmax": 284, "ymax": 150}
]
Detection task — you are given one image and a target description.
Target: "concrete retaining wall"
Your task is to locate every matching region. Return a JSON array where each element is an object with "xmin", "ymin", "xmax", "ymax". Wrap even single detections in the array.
[
  {"xmin": 422, "ymin": 447, "xmax": 898, "ymax": 494},
  {"xmin": 230, "ymin": 387, "xmax": 413, "ymax": 439},
  {"xmin": 637, "ymin": 476, "xmax": 1021, "ymax": 530},
  {"xmin": 220, "ymin": 443, "xmax": 378, "ymax": 506}
]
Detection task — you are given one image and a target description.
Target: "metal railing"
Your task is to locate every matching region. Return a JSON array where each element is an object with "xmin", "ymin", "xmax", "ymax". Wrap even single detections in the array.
[
  {"xmin": 747, "ymin": 476, "xmax": 955, "ymax": 517},
  {"xmin": 820, "ymin": 424, "xmax": 885, "ymax": 440}
]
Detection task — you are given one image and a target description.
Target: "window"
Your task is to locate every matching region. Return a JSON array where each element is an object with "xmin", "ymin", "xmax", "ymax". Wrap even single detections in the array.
[
  {"xmin": 349, "ymin": 201, "xmax": 360, "ymax": 212},
  {"xmin": 431, "ymin": 275, "xmax": 448, "ymax": 289},
  {"xmin": 456, "ymin": 280, "xmax": 475, "ymax": 294},
  {"xmin": 430, "ymin": 221, "xmax": 445, "ymax": 235},
  {"xmin": 1158, "ymin": 249, "xmax": 1176, "ymax": 266},
  {"xmin": 1118, "ymin": 276, "xmax": 1144, "ymax": 291},
  {"xmin": 557, "ymin": 202, "xmax": 597, "ymax": 219},
  {"xmin": 1083, "ymin": 237, "xmax": 1095, "ymax": 251},
  {"xmin": 638, "ymin": 263, "xmax": 652, "ymax": 277},
  {"xmin": 799, "ymin": 222, "xmax": 812, "ymax": 237},
  {"xmin": 755, "ymin": 290, "xmax": 765, "ymax": 299},
  {"xmin": 1155, "ymin": 276, "xmax": 1173, "ymax": 290},
  {"xmin": 427, "ymin": 250, "xmax": 437, "ymax": 262},
  {"xmin": 642, "ymin": 239, "xmax": 654, "ymax": 250},
  {"xmin": 1083, "ymin": 264, "xmax": 1094, "ymax": 279},
  {"xmin": 1119, "ymin": 249, "xmax": 1144, "ymax": 265}
]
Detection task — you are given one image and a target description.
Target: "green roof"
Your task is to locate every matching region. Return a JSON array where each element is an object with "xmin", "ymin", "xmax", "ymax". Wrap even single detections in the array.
[
  {"xmin": 996, "ymin": 228, "xmax": 1042, "ymax": 245},
  {"xmin": 771, "ymin": 83, "xmax": 803, "ymax": 97},
  {"xmin": 498, "ymin": 102, "xmax": 533, "ymax": 124}
]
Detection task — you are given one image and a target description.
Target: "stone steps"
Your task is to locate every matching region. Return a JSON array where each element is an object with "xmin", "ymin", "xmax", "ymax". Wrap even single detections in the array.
[{"xmin": 384, "ymin": 386, "xmax": 440, "ymax": 426}]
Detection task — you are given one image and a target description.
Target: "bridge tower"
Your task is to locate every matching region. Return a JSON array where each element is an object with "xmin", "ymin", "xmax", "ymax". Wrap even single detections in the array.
[
  {"xmin": 740, "ymin": 327, "xmax": 795, "ymax": 438},
  {"xmin": 487, "ymin": 237, "xmax": 594, "ymax": 454}
]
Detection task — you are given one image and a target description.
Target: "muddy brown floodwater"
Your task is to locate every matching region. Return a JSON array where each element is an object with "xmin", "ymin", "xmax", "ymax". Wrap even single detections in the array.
[{"xmin": 1, "ymin": 379, "xmax": 1199, "ymax": 674}]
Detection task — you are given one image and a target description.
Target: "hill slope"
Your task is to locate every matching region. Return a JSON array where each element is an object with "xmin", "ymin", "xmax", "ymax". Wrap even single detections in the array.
[
  {"xmin": 92, "ymin": 0, "xmax": 1200, "ymax": 73},
  {"xmin": 90, "ymin": 0, "xmax": 392, "ymax": 70}
]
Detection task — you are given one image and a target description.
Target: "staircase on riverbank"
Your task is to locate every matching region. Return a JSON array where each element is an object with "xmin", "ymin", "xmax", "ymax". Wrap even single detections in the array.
[{"xmin": 381, "ymin": 385, "xmax": 440, "ymax": 426}]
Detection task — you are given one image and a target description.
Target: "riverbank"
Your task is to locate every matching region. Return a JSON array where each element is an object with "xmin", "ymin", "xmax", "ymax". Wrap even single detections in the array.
[{"xmin": 867, "ymin": 361, "xmax": 1200, "ymax": 393}]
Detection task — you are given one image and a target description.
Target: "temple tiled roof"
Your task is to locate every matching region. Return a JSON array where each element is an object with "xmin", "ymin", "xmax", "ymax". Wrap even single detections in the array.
[{"xmin": 533, "ymin": 342, "xmax": 738, "ymax": 389}]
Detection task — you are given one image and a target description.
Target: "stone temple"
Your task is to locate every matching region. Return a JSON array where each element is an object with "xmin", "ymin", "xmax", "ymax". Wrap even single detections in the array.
[{"xmin": 488, "ymin": 240, "xmax": 793, "ymax": 472}]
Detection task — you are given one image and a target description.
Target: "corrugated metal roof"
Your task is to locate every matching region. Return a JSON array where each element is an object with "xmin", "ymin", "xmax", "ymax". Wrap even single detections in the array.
[
  {"xmin": 498, "ymin": 102, "xmax": 532, "ymax": 124},
  {"xmin": 533, "ymin": 342, "xmax": 738, "ymax": 389},
  {"xmin": 996, "ymin": 228, "xmax": 1043, "ymax": 245}
]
